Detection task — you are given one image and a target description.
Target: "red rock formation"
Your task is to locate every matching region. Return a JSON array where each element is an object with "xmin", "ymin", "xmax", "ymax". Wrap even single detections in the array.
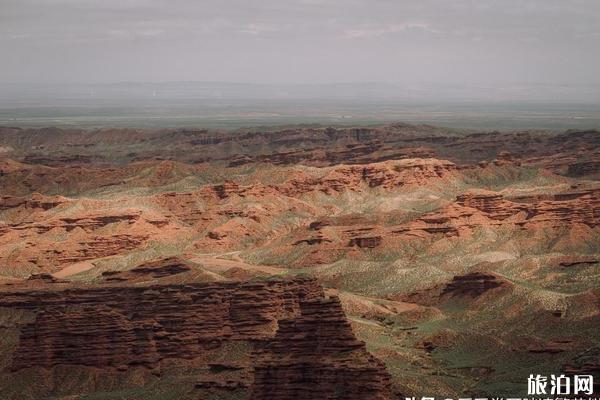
[
  {"xmin": 0, "ymin": 194, "xmax": 65, "ymax": 212},
  {"xmin": 456, "ymin": 190, "xmax": 524, "ymax": 220},
  {"xmin": 348, "ymin": 236, "xmax": 382, "ymax": 248},
  {"xmin": 281, "ymin": 159, "xmax": 458, "ymax": 196},
  {"xmin": 398, "ymin": 272, "xmax": 510, "ymax": 306},
  {"xmin": 228, "ymin": 143, "xmax": 436, "ymax": 167},
  {"xmin": 252, "ymin": 296, "xmax": 391, "ymax": 400},
  {"xmin": 526, "ymin": 338, "xmax": 576, "ymax": 354},
  {"xmin": 393, "ymin": 188, "xmax": 600, "ymax": 239},
  {"xmin": 212, "ymin": 181, "xmax": 241, "ymax": 199},
  {"xmin": 152, "ymin": 191, "xmax": 208, "ymax": 225},
  {"xmin": 43, "ymin": 234, "xmax": 149, "ymax": 264},
  {"xmin": 101, "ymin": 256, "xmax": 192, "ymax": 281},
  {"xmin": 278, "ymin": 187, "xmax": 599, "ymax": 267},
  {"xmin": 0, "ymin": 274, "xmax": 391, "ymax": 399},
  {"xmin": 2, "ymin": 277, "xmax": 323, "ymax": 371},
  {"xmin": 567, "ymin": 161, "xmax": 600, "ymax": 177},
  {"xmin": 2, "ymin": 126, "xmax": 599, "ymax": 197},
  {"xmin": 519, "ymin": 188, "xmax": 600, "ymax": 228},
  {"xmin": 441, "ymin": 272, "xmax": 509, "ymax": 298}
]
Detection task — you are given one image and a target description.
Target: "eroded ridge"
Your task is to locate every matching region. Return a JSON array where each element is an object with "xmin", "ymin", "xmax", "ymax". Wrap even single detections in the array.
[{"xmin": 0, "ymin": 275, "xmax": 391, "ymax": 399}]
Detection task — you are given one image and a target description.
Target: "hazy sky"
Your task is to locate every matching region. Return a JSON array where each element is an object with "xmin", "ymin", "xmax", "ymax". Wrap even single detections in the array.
[{"xmin": 2, "ymin": 0, "xmax": 600, "ymax": 85}]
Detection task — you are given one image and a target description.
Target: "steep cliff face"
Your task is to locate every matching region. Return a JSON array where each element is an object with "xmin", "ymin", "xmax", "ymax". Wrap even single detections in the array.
[
  {"xmin": 281, "ymin": 159, "xmax": 458, "ymax": 196},
  {"xmin": 441, "ymin": 272, "xmax": 509, "ymax": 298},
  {"xmin": 280, "ymin": 187, "xmax": 600, "ymax": 269},
  {"xmin": 252, "ymin": 296, "xmax": 391, "ymax": 400},
  {"xmin": 228, "ymin": 144, "xmax": 436, "ymax": 167},
  {"xmin": 397, "ymin": 188, "xmax": 600, "ymax": 238},
  {"xmin": 0, "ymin": 193, "xmax": 65, "ymax": 213},
  {"xmin": 455, "ymin": 190, "xmax": 524, "ymax": 220},
  {"xmin": 0, "ymin": 275, "xmax": 391, "ymax": 399},
  {"xmin": 2, "ymin": 126, "xmax": 598, "ymax": 177},
  {"xmin": 1, "ymin": 277, "xmax": 323, "ymax": 371},
  {"xmin": 397, "ymin": 272, "xmax": 511, "ymax": 306}
]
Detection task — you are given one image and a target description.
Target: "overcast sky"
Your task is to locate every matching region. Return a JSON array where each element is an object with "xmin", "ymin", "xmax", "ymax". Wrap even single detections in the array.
[{"xmin": 1, "ymin": 0, "xmax": 600, "ymax": 86}]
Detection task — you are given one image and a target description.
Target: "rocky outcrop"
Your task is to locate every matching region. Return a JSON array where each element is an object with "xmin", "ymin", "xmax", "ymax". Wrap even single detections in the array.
[
  {"xmin": 398, "ymin": 272, "xmax": 510, "ymax": 306},
  {"xmin": 284, "ymin": 187, "xmax": 600, "ymax": 263},
  {"xmin": 441, "ymin": 272, "xmax": 509, "ymax": 298},
  {"xmin": 228, "ymin": 143, "xmax": 436, "ymax": 167},
  {"xmin": 526, "ymin": 338, "xmax": 576, "ymax": 354},
  {"xmin": 0, "ymin": 204, "xmax": 179, "ymax": 273},
  {"xmin": 152, "ymin": 191, "xmax": 208, "ymax": 225},
  {"xmin": 252, "ymin": 296, "xmax": 391, "ymax": 400},
  {"xmin": 58, "ymin": 213, "xmax": 141, "ymax": 231},
  {"xmin": 392, "ymin": 188, "xmax": 600, "ymax": 239},
  {"xmin": 348, "ymin": 236, "xmax": 382, "ymax": 248},
  {"xmin": 0, "ymin": 275, "xmax": 391, "ymax": 399},
  {"xmin": 3, "ymin": 126, "xmax": 598, "ymax": 175},
  {"xmin": 42, "ymin": 234, "xmax": 149, "ymax": 265},
  {"xmin": 212, "ymin": 181, "xmax": 242, "ymax": 199},
  {"xmin": 2, "ymin": 212, "xmax": 140, "ymax": 235},
  {"xmin": 518, "ymin": 188, "xmax": 600, "ymax": 228},
  {"xmin": 456, "ymin": 190, "xmax": 524, "ymax": 220},
  {"xmin": 101, "ymin": 256, "xmax": 192, "ymax": 281},
  {"xmin": 294, "ymin": 237, "xmax": 332, "ymax": 246},
  {"xmin": 26, "ymin": 272, "xmax": 66, "ymax": 284},
  {"xmin": 2, "ymin": 277, "xmax": 323, "ymax": 371},
  {"xmin": 0, "ymin": 194, "xmax": 65, "ymax": 212},
  {"xmin": 559, "ymin": 257, "xmax": 600, "ymax": 268},
  {"xmin": 567, "ymin": 161, "xmax": 600, "ymax": 177},
  {"xmin": 281, "ymin": 159, "xmax": 458, "ymax": 196}
]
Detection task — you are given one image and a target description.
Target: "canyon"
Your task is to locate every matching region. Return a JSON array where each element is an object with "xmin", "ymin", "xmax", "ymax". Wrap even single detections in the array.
[{"xmin": 0, "ymin": 123, "xmax": 598, "ymax": 399}]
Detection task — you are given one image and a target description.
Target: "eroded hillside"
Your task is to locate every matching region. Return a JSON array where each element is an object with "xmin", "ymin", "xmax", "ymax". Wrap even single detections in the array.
[{"xmin": 0, "ymin": 124, "xmax": 598, "ymax": 399}]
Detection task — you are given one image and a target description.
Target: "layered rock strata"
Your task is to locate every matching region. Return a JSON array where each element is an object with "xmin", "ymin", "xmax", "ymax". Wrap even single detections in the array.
[
  {"xmin": 252, "ymin": 296, "xmax": 391, "ymax": 400},
  {"xmin": 0, "ymin": 276, "xmax": 391, "ymax": 399}
]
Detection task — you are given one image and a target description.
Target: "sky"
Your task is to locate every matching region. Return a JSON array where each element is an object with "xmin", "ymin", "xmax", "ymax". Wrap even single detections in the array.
[{"xmin": 1, "ymin": 0, "xmax": 600, "ymax": 86}]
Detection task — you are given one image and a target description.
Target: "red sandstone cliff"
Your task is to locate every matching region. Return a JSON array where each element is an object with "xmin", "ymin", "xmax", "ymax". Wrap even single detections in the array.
[
  {"xmin": 252, "ymin": 296, "xmax": 391, "ymax": 399},
  {"xmin": 0, "ymin": 272, "xmax": 391, "ymax": 399}
]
